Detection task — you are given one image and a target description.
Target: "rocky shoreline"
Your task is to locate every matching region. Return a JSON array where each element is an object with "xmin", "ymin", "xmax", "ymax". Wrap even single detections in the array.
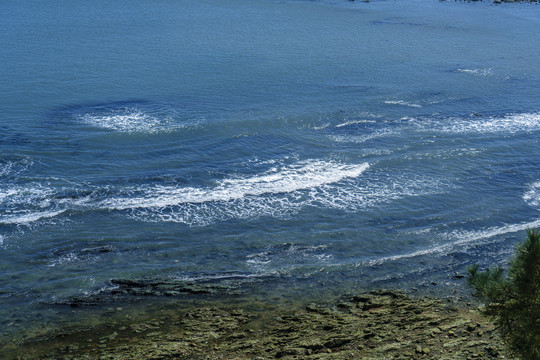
[{"xmin": 3, "ymin": 289, "xmax": 508, "ymax": 360}]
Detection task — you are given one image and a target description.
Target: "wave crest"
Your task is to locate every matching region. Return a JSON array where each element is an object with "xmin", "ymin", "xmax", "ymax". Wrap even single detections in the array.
[
  {"xmin": 524, "ymin": 181, "xmax": 540, "ymax": 207},
  {"xmin": 101, "ymin": 161, "xmax": 370, "ymax": 210}
]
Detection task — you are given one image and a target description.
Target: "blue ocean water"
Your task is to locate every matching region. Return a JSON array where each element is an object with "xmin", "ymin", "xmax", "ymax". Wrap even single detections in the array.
[{"xmin": 1, "ymin": 0, "xmax": 540, "ymax": 338}]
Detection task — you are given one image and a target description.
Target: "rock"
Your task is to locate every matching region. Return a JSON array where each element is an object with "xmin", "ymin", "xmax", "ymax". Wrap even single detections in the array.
[
  {"xmin": 275, "ymin": 347, "xmax": 303, "ymax": 358},
  {"xmin": 363, "ymin": 330, "xmax": 375, "ymax": 339},
  {"xmin": 324, "ymin": 337, "xmax": 353, "ymax": 349},
  {"xmin": 337, "ymin": 302, "xmax": 353, "ymax": 309},
  {"xmin": 350, "ymin": 295, "xmax": 372, "ymax": 303},
  {"xmin": 5, "ymin": 290, "xmax": 506, "ymax": 360},
  {"xmin": 231, "ymin": 310, "xmax": 245, "ymax": 316},
  {"xmin": 298, "ymin": 339, "xmax": 324, "ymax": 350},
  {"xmin": 304, "ymin": 303, "xmax": 331, "ymax": 315}
]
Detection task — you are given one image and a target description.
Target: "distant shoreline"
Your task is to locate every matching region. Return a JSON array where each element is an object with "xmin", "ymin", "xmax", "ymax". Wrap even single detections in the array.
[{"xmin": 3, "ymin": 289, "xmax": 506, "ymax": 360}]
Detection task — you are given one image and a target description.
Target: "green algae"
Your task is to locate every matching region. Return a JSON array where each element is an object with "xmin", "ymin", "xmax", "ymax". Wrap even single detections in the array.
[{"xmin": 2, "ymin": 290, "xmax": 508, "ymax": 360}]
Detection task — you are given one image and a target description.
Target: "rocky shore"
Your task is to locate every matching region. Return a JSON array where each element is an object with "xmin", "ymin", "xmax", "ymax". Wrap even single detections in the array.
[{"xmin": 3, "ymin": 289, "xmax": 508, "ymax": 360}]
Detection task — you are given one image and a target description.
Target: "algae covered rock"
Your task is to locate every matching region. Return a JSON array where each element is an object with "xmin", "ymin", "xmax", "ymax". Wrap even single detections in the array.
[{"xmin": 3, "ymin": 289, "xmax": 506, "ymax": 360}]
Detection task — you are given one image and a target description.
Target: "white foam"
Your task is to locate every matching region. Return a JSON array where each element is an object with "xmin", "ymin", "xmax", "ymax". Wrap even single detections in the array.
[
  {"xmin": 246, "ymin": 244, "xmax": 329, "ymax": 264},
  {"xmin": 462, "ymin": 112, "xmax": 540, "ymax": 134},
  {"xmin": 0, "ymin": 158, "xmax": 32, "ymax": 178},
  {"xmin": 93, "ymin": 160, "xmax": 396, "ymax": 225},
  {"xmin": 114, "ymin": 169, "xmax": 444, "ymax": 226},
  {"xmin": 0, "ymin": 210, "xmax": 66, "ymax": 225},
  {"xmin": 403, "ymin": 147, "xmax": 482, "ymax": 161},
  {"xmin": 0, "ymin": 162, "xmax": 14, "ymax": 177},
  {"xmin": 0, "ymin": 183, "xmax": 92, "ymax": 225},
  {"xmin": 80, "ymin": 109, "xmax": 159, "ymax": 132},
  {"xmin": 78, "ymin": 107, "xmax": 196, "ymax": 133},
  {"xmin": 384, "ymin": 100, "xmax": 422, "ymax": 108},
  {"xmin": 523, "ymin": 181, "xmax": 540, "ymax": 207},
  {"xmin": 102, "ymin": 160, "xmax": 370, "ymax": 210},
  {"xmin": 366, "ymin": 218, "xmax": 540, "ymax": 266},
  {"xmin": 456, "ymin": 68, "xmax": 493, "ymax": 76},
  {"xmin": 171, "ymin": 272, "xmax": 270, "ymax": 282},
  {"xmin": 328, "ymin": 129, "xmax": 395, "ymax": 144},
  {"xmin": 447, "ymin": 219, "xmax": 540, "ymax": 244},
  {"xmin": 246, "ymin": 244, "xmax": 332, "ymax": 275},
  {"xmin": 365, "ymin": 246, "xmax": 442, "ymax": 266},
  {"xmin": 414, "ymin": 112, "xmax": 540, "ymax": 135},
  {"xmin": 312, "ymin": 123, "xmax": 331, "ymax": 130},
  {"xmin": 47, "ymin": 252, "xmax": 79, "ymax": 267},
  {"xmin": 0, "ymin": 189, "xmax": 19, "ymax": 203},
  {"xmin": 335, "ymin": 120, "xmax": 376, "ymax": 128},
  {"xmin": 0, "ymin": 159, "xmax": 448, "ymax": 227},
  {"xmin": 0, "ymin": 186, "xmax": 55, "ymax": 208}
]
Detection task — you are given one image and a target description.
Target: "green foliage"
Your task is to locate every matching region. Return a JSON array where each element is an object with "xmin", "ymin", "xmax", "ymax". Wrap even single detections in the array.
[{"xmin": 467, "ymin": 230, "xmax": 540, "ymax": 360}]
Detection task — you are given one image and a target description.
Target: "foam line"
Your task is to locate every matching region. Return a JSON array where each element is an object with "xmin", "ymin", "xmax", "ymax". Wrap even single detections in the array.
[
  {"xmin": 0, "ymin": 210, "xmax": 66, "ymax": 225},
  {"xmin": 456, "ymin": 68, "xmax": 493, "ymax": 76},
  {"xmin": 366, "ymin": 218, "xmax": 540, "ymax": 266},
  {"xmin": 523, "ymin": 181, "xmax": 540, "ymax": 207},
  {"xmin": 101, "ymin": 161, "xmax": 370, "ymax": 210},
  {"xmin": 438, "ymin": 112, "xmax": 540, "ymax": 134},
  {"xmin": 384, "ymin": 100, "xmax": 422, "ymax": 108}
]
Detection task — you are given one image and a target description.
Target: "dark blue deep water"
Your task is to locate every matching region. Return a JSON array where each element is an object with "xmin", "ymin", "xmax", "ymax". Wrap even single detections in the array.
[{"xmin": 1, "ymin": 0, "xmax": 540, "ymax": 339}]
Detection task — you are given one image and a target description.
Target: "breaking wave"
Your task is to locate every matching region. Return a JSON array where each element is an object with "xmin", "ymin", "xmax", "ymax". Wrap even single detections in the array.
[
  {"xmin": 97, "ymin": 160, "xmax": 373, "ymax": 225},
  {"xmin": 366, "ymin": 218, "xmax": 540, "ymax": 266},
  {"xmin": 456, "ymin": 68, "xmax": 493, "ymax": 76},
  {"xmin": 0, "ymin": 160, "xmax": 373, "ymax": 226},
  {"xmin": 102, "ymin": 160, "xmax": 370, "ymax": 210},
  {"xmin": 523, "ymin": 181, "xmax": 540, "ymax": 207},
  {"xmin": 103, "ymin": 165, "xmax": 445, "ymax": 226},
  {"xmin": 0, "ymin": 158, "xmax": 450, "ymax": 227},
  {"xmin": 0, "ymin": 184, "xmax": 93, "ymax": 226},
  {"xmin": 0, "ymin": 157, "xmax": 32, "ymax": 178},
  {"xmin": 0, "ymin": 210, "xmax": 67, "ymax": 226}
]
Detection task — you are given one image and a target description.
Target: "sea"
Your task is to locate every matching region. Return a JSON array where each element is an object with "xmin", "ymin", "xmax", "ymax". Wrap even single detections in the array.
[{"xmin": 1, "ymin": 0, "xmax": 540, "ymax": 342}]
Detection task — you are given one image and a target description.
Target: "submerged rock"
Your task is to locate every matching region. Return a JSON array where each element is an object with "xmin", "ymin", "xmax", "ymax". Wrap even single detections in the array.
[{"xmin": 55, "ymin": 274, "xmax": 272, "ymax": 307}]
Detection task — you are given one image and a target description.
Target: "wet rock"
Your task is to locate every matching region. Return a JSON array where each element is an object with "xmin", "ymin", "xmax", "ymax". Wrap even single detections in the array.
[
  {"xmin": 297, "ymin": 339, "xmax": 324, "ymax": 351},
  {"xmin": 5, "ymin": 290, "xmax": 506, "ymax": 360},
  {"xmin": 337, "ymin": 302, "xmax": 354, "ymax": 309},
  {"xmin": 275, "ymin": 347, "xmax": 303, "ymax": 358},
  {"xmin": 305, "ymin": 303, "xmax": 331, "ymax": 315},
  {"xmin": 350, "ymin": 294, "xmax": 372, "ymax": 303},
  {"xmin": 324, "ymin": 337, "xmax": 353, "ymax": 349}
]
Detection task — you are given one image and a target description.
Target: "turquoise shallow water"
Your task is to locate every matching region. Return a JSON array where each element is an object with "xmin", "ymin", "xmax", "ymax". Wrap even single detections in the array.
[{"xmin": 1, "ymin": 0, "xmax": 540, "ymax": 339}]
